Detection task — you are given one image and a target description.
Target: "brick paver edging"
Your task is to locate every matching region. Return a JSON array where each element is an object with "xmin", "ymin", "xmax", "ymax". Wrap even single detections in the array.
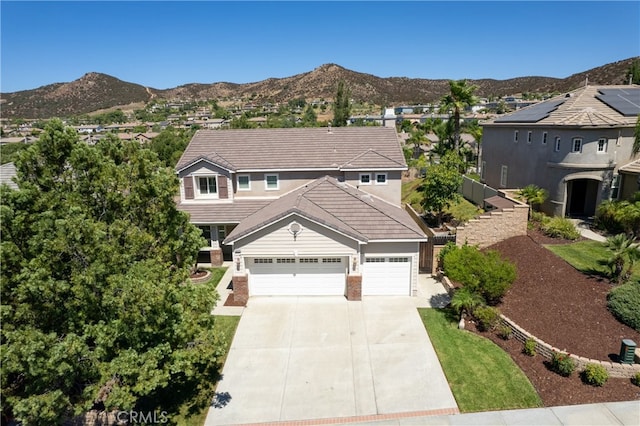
[
  {"xmin": 499, "ymin": 314, "xmax": 640, "ymax": 378},
  {"xmin": 189, "ymin": 270, "xmax": 212, "ymax": 284},
  {"xmin": 228, "ymin": 407, "xmax": 460, "ymax": 426}
]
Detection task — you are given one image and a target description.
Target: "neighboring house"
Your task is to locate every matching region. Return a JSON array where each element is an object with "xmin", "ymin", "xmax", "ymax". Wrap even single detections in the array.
[
  {"xmin": 0, "ymin": 162, "xmax": 18, "ymax": 190},
  {"xmin": 175, "ymin": 127, "xmax": 427, "ymax": 302},
  {"xmin": 481, "ymin": 85, "xmax": 640, "ymax": 217},
  {"xmin": 618, "ymin": 159, "xmax": 640, "ymax": 201}
]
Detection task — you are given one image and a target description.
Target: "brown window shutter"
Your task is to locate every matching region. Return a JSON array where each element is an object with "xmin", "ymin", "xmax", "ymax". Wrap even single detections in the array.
[
  {"xmin": 184, "ymin": 176, "xmax": 194, "ymax": 199},
  {"xmin": 219, "ymin": 176, "xmax": 228, "ymax": 199}
]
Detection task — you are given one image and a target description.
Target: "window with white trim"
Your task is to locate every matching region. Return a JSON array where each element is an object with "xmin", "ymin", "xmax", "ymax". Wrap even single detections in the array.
[
  {"xmin": 514, "ymin": 130, "xmax": 519, "ymax": 143},
  {"xmin": 322, "ymin": 258, "xmax": 342, "ymax": 263},
  {"xmin": 254, "ymin": 258, "xmax": 273, "ymax": 264},
  {"xmin": 572, "ymin": 138, "xmax": 582, "ymax": 153},
  {"xmin": 265, "ymin": 174, "xmax": 279, "ymax": 190},
  {"xmin": 500, "ymin": 165, "xmax": 508, "ymax": 187},
  {"xmin": 359, "ymin": 173, "xmax": 371, "ymax": 185},
  {"xmin": 597, "ymin": 138, "xmax": 607, "ymax": 153},
  {"xmin": 554, "ymin": 137, "xmax": 561, "ymax": 152},
  {"xmin": 375, "ymin": 173, "xmax": 387, "ymax": 184},
  {"xmin": 542, "ymin": 132, "xmax": 548, "ymax": 145},
  {"xmin": 197, "ymin": 176, "xmax": 218, "ymax": 197},
  {"xmin": 198, "ymin": 225, "xmax": 213, "ymax": 247},
  {"xmin": 527, "ymin": 131, "xmax": 532, "ymax": 144},
  {"xmin": 480, "ymin": 161, "xmax": 486, "ymax": 180},
  {"xmin": 237, "ymin": 174, "xmax": 251, "ymax": 190}
]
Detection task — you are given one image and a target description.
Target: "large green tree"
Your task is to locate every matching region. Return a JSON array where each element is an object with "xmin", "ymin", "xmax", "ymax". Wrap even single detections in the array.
[
  {"xmin": 332, "ymin": 80, "xmax": 351, "ymax": 127},
  {"xmin": 439, "ymin": 80, "xmax": 478, "ymax": 151},
  {"xmin": 421, "ymin": 151, "xmax": 463, "ymax": 225},
  {"xmin": 1, "ymin": 120, "xmax": 224, "ymax": 423}
]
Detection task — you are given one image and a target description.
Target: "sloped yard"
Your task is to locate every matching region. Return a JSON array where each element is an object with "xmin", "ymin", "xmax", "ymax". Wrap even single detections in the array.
[{"xmin": 473, "ymin": 230, "xmax": 640, "ymax": 406}]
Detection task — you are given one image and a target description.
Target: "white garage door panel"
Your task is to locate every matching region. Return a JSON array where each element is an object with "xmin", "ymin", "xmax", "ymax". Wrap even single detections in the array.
[
  {"xmin": 363, "ymin": 257, "xmax": 411, "ymax": 296},
  {"xmin": 249, "ymin": 258, "xmax": 346, "ymax": 296}
]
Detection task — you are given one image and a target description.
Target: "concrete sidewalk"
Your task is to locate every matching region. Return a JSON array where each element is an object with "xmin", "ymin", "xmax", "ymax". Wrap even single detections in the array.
[{"xmin": 334, "ymin": 400, "xmax": 639, "ymax": 425}]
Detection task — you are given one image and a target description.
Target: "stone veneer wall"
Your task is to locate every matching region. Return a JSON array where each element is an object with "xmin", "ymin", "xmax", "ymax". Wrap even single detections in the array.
[
  {"xmin": 455, "ymin": 199, "xmax": 529, "ymax": 249},
  {"xmin": 500, "ymin": 314, "xmax": 640, "ymax": 378}
]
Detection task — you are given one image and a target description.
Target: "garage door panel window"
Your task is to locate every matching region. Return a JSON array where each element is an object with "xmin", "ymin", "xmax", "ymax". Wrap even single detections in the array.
[
  {"xmin": 365, "ymin": 257, "xmax": 385, "ymax": 262},
  {"xmin": 389, "ymin": 257, "xmax": 409, "ymax": 262},
  {"xmin": 254, "ymin": 258, "xmax": 273, "ymax": 264},
  {"xmin": 322, "ymin": 258, "xmax": 342, "ymax": 263},
  {"xmin": 299, "ymin": 258, "xmax": 319, "ymax": 263},
  {"xmin": 276, "ymin": 258, "xmax": 295, "ymax": 263}
]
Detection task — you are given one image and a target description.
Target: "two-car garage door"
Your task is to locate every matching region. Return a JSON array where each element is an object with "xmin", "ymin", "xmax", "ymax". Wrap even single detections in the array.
[
  {"xmin": 248, "ymin": 255, "xmax": 412, "ymax": 296},
  {"xmin": 249, "ymin": 257, "xmax": 346, "ymax": 296}
]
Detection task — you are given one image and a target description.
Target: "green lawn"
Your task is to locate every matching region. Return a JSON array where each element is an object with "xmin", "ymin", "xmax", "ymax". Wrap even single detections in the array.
[
  {"xmin": 419, "ymin": 308, "xmax": 542, "ymax": 413},
  {"xmin": 444, "ymin": 197, "xmax": 483, "ymax": 223},
  {"xmin": 402, "ymin": 178, "xmax": 482, "ymax": 222},
  {"xmin": 545, "ymin": 240, "xmax": 640, "ymax": 282},
  {"xmin": 402, "ymin": 178, "xmax": 424, "ymax": 213}
]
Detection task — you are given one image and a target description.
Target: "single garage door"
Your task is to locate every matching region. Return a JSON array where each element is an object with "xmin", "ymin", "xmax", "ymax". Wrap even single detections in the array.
[
  {"xmin": 362, "ymin": 256, "xmax": 411, "ymax": 296},
  {"xmin": 249, "ymin": 257, "xmax": 346, "ymax": 296}
]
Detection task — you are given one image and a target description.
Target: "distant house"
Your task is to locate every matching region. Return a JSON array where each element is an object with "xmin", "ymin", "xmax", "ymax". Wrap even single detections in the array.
[
  {"xmin": 175, "ymin": 127, "xmax": 426, "ymax": 303},
  {"xmin": 481, "ymin": 85, "xmax": 640, "ymax": 217},
  {"xmin": 0, "ymin": 162, "xmax": 18, "ymax": 190}
]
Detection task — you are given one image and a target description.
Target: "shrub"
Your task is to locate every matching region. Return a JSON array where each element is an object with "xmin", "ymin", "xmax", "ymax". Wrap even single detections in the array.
[
  {"xmin": 438, "ymin": 241, "xmax": 458, "ymax": 268},
  {"xmin": 581, "ymin": 363, "xmax": 609, "ymax": 387},
  {"xmin": 542, "ymin": 217, "xmax": 580, "ymax": 240},
  {"xmin": 497, "ymin": 325, "xmax": 512, "ymax": 340},
  {"xmin": 523, "ymin": 338, "xmax": 537, "ymax": 356},
  {"xmin": 632, "ymin": 372, "xmax": 640, "ymax": 387},
  {"xmin": 474, "ymin": 306, "xmax": 500, "ymax": 332},
  {"xmin": 550, "ymin": 352, "xmax": 576, "ymax": 377},
  {"xmin": 607, "ymin": 282, "xmax": 640, "ymax": 331},
  {"xmin": 443, "ymin": 245, "xmax": 516, "ymax": 305},
  {"xmin": 529, "ymin": 210, "xmax": 550, "ymax": 225},
  {"xmin": 596, "ymin": 195, "xmax": 640, "ymax": 238}
]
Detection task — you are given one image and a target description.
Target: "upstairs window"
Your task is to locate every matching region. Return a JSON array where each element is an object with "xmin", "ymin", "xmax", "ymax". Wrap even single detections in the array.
[
  {"xmin": 376, "ymin": 173, "xmax": 387, "ymax": 184},
  {"xmin": 514, "ymin": 130, "xmax": 519, "ymax": 143},
  {"xmin": 542, "ymin": 132, "xmax": 548, "ymax": 145},
  {"xmin": 527, "ymin": 131, "xmax": 532, "ymax": 144},
  {"xmin": 554, "ymin": 137, "xmax": 561, "ymax": 152},
  {"xmin": 597, "ymin": 138, "xmax": 608, "ymax": 153},
  {"xmin": 359, "ymin": 173, "xmax": 371, "ymax": 185},
  {"xmin": 198, "ymin": 176, "xmax": 218, "ymax": 196},
  {"xmin": 237, "ymin": 174, "xmax": 250, "ymax": 190},
  {"xmin": 265, "ymin": 174, "xmax": 279, "ymax": 190},
  {"xmin": 572, "ymin": 138, "xmax": 582, "ymax": 153}
]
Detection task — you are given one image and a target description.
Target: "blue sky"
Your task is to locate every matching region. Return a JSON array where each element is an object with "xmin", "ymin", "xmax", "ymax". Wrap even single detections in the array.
[{"xmin": 1, "ymin": 1, "xmax": 639, "ymax": 92}]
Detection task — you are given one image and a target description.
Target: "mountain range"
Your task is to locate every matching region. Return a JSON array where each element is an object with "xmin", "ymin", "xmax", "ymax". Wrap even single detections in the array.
[{"xmin": 1, "ymin": 57, "xmax": 638, "ymax": 119}]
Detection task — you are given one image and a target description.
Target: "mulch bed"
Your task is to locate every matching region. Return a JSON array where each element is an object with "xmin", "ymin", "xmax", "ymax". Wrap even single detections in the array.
[{"xmin": 467, "ymin": 229, "xmax": 640, "ymax": 406}]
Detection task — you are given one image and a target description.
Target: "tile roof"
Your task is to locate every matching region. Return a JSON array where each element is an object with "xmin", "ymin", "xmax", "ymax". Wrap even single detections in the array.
[
  {"xmin": 224, "ymin": 176, "xmax": 427, "ymax": 244},
  {"xmin": 619, "ymin": 159, "xmax": 640, "ymax": 174},
  {"xmin": 0, "ymin": 162, "xmax": 18, "ymax": 190},
  {"xmin": 487, "ymin": 85, "xmax": 639, "ymax": 127},
  {"xmin": 177, "ymin": 199, "xmax": 271, "ymax": 223},
  {"xmin": 175, "ymin": 127, "xmax": 406, "ymax": 172}
]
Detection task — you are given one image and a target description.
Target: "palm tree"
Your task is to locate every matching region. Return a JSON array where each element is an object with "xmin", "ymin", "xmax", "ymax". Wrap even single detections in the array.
[
  {"xmin": 517, "ymin": 184, "xmax": 549, "ymax": 216},
  {"xmin": 605, "ymin": 233, "xmax": 635, "ymax": 283},
  {"xmin": 450, "ymin": 287, "xmax": 483, "ymax": 323},
  {"xmin": 439, "ymin": 80, "xmax": 478, "ymax": 151}
]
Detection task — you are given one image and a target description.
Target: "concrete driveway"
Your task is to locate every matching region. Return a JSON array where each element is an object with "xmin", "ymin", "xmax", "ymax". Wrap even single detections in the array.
[{"xmin": 205, "ymin": 296, "xmax": 458, "ymax": 425}]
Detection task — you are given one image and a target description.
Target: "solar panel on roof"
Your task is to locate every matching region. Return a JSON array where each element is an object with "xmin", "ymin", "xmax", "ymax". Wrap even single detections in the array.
[
  {"xmin": 494, "ymin": 99, "xmax": 566, "ymax": 123},
  {"xmin": 596, "ymin": 88, "xmax": 640, "ymax": 117}
]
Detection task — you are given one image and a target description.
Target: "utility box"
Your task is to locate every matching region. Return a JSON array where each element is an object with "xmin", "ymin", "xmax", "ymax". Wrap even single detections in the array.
[{"xmin": 619, "ymin": 339, "xmax": 637, "ymax": 364}]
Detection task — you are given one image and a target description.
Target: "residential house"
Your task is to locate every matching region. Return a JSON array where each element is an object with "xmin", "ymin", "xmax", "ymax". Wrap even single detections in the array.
[
  {"xmin": 481, "ymin": 85, "xmax": 640, "ymax": 217},
  {"xmin": 175, "ymin": 127, "xmax": 426, "ymax": 303},
  {"xmin": 0, "ymin": 162, "xmax": 18, "ymax": 190}
]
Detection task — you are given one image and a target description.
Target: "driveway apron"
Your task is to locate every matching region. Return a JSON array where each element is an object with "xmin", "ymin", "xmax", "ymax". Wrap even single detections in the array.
[{"xmin": 205, "ymin": 296, "xmax": 458, "ymax": 425}]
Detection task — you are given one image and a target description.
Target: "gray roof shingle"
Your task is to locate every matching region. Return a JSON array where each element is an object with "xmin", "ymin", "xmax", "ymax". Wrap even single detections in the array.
[
  {"xmin": 177, "ymin": 199, "xmax": 271, "ymax": 223},
  {"xmin": 224, "ymin": 176, "xmax": 426, "ymax": 244},
  {"xmin": 175, "ymin": 127, "xmax": 407, "ymax": 172}
]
